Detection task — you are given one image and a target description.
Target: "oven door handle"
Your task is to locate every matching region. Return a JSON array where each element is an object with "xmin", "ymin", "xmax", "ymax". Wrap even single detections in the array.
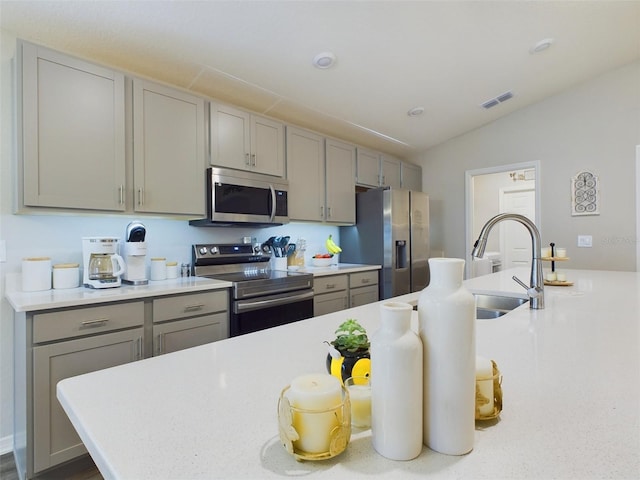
[{"xmin": 235, "ymin": 290, "xmax": 314, "ymax": 314}]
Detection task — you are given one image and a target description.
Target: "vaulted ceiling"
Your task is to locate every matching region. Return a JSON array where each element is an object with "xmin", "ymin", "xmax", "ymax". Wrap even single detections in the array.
[{"xmin": 2, "ymin": 1, "xmax": 639, "ymax": 158}]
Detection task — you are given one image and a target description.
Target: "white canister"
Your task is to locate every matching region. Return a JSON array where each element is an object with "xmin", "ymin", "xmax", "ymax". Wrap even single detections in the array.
[
  {"xmin": 53, "ymin": 263, "xmax": 80, "ymax": 289},
  {"xmin": 166, "ymin": 261, "xmax": 179, "ymax": 279},
  {"xmin": 150, "ymin": 257, "xmax": 167, "ymax": 280},
  {"xmin": 22, "ymin": 257, "xmax": 52, "ymax": 291}
]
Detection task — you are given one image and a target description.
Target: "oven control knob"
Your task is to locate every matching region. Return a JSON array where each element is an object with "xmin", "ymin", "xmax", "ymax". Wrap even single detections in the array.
[
  {"xmin": 210, "ymin": 247, "xmax": 219, "ymax": 255},
  {"xmin": 198, "ymin": 246, "xmax": 208, "ymax": 255}
]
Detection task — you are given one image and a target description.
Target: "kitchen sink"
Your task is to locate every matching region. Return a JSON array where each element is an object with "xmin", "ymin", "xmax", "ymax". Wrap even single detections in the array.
[{"xmin": 474, "ymin": 294, "xmax": 528, "ymax": 319}]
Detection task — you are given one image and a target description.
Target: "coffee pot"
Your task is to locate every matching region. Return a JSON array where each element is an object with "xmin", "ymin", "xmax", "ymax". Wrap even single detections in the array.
[{"xmin": 82, "ymin": 237, "xmax": 126, "ymax": 288}]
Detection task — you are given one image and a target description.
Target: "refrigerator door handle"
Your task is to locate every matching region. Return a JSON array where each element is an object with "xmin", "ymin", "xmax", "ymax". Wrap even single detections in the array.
[{"xmin": 396, "ymin": 240, "xmax": 408, "ymax": 269}]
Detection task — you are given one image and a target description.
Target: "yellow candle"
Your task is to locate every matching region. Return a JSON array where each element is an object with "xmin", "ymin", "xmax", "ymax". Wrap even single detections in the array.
[
  {"xmin": 345, "ymin": 378, "xmax": 371, "ymax": 428},
  {"xmin": 556, "ymin": 272, "xmax": 567, "ymax": 282},
  {"xmin": 546, "ymin": 272, "xmax": 557, "ymax": 281},
  {"xmin": 555, "ymin": 247, "xmax": 567, "ymax": 258},
  {"xmin": 476, "ymin": 356, "xmax": 494, "ymax": 416},
  {"xmin": 287, "ymin": 374, "xmax": 342, "ymax": 454}
]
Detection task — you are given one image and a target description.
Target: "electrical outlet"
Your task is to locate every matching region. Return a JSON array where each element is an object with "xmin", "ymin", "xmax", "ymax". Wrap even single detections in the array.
[{"xmin": 577, "ymin": 235, "xmax": 592, "ymax": 247}]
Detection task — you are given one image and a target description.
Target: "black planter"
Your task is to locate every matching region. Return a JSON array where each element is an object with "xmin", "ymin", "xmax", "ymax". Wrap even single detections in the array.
[{"xmin": 326, "ymin": 348, "xmax": 371, "ymax": 384}]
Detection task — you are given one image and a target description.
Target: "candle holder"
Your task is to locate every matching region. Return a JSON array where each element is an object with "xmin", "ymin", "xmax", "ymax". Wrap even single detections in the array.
[
  {"xmin": 278, "ymin": 385, "xmax": 351, "ymax": 461},
  {"xmin": 475, "ymin": 359, "xmax": 503, "ymax": 420}
]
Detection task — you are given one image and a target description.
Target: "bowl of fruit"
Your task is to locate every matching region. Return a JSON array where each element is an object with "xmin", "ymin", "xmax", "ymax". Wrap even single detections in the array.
[{"xmin": 312, "ymin": 253, "xmax": 334, "ymax": 267}]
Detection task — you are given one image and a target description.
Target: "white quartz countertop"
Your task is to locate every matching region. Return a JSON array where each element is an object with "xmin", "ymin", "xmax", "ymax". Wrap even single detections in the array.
[
  {"xmin": 5, "ymin": 275, "xmax": 231, "ymax": 312},
  {"xmin": 57, "ymin": 268, "xmax": 639, "ymax": 479},
  {"xmin": 296, "ymin": 262, "xmax": 381, "ymax": 276}
]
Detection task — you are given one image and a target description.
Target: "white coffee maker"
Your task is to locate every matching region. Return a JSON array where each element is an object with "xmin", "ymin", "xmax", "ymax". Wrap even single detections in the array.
[
  {"xmin": 82, "ymin": 237, "xmax": 126, "ymax": 288},
  {"xmin": 121, "ymin": 221, "xmax": 148, "ymax": 285}
]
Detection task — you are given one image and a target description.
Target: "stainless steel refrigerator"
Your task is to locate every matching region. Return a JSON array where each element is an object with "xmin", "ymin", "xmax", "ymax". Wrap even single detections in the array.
[{"xmin": 340, "ymin": 187, "xmax": 430, "ymax": 299}]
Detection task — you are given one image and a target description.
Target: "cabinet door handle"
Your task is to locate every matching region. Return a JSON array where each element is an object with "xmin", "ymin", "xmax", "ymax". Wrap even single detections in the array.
[
  {"xmin": 157, "ymin": 333, "xmax": 165, "ymax": 355},
  {"xmin": 251, "ymin": 153, "xmax": 256, "ymax": 166},
  {"xmin": 137, "ymin": 187, "xmax": 144, "ymax": 206},
  {"xmin": 81, "ymin": 318, "xmax": 109, "ymax": 327},
  {"xmin": 184, "ymin": 303, "xmax": 205, "ymax": 312},
  {"xmin": 361, "ymin": 279, "xmax": 370, "ymax": 284},
  {"xmin": 327, "ymin": 207, "xmax": 332, "ymax": 218},
  {"xmin": 320, "ymin": 206, "xmax": 324, "ymax": 218},
  {"xmin": 136, "ymin": 336, "xmax": 143, "ymax": 360},
  {"xmin": 326, "ymin": 284, "xmax": 335, "ymax": 289},
  {"xmin": 245, "ymin": 153, "xmax": 250, "ymax": 166},
  {"xmin": 118, "ymin": 185, "xmax": 124, "ymax": 205}
]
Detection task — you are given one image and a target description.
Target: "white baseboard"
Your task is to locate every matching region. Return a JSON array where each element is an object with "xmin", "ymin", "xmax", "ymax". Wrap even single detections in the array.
[{"xmin": 0, "ymin": 434, "xmax": 13, "ymax": 455}]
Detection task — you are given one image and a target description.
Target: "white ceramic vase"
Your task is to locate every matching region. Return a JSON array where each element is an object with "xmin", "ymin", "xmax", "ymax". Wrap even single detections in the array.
[
  {"xmin": 418, "ymin": 258, "xmax": 476, "ymax": 455},
  {"xmin": 371, "ymin": 301, "xmax": 423, "ymax": 460}
]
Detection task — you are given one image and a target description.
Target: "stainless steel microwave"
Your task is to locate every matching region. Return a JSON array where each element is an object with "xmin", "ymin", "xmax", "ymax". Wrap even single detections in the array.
[{"xmin": 189, "ymin": 168, "xmax": 289, "ymax": 227}]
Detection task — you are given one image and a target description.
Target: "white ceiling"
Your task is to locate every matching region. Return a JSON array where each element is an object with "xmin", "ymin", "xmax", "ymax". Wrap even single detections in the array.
[{"xmin": 2, "ymin": 1, "xmax": 639, "ymax": 158}]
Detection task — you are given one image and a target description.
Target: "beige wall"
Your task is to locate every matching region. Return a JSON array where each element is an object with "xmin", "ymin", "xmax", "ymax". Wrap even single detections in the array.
[{"xmin": 412, "ymin": 60, "xmax": 640, "ymax": 272}]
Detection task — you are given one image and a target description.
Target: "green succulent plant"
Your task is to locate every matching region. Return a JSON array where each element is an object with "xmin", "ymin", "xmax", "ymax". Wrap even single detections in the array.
[{"xmin": 330, "ymin": 319, "xmax": 370, "ymax": 353}]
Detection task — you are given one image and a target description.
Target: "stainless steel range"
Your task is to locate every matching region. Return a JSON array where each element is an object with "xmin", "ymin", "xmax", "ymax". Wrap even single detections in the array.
[{"xmin": 192, "ymin": 243, "xmax": 314, "ymax": 337}]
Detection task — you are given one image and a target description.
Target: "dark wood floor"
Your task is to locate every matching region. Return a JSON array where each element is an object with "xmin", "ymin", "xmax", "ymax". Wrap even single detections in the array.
[{"xmin": 0, "ymin": 452, "xmax": 102, "ymax": 480}]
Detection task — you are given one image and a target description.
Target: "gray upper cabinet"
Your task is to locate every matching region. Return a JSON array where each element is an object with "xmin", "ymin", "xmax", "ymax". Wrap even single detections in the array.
[
  {"xmin": 286, "ymin": 126, "xmax": 325, "ymax": 221},
  {"xmin": 325, "ymin": 138, "xmax": 356, "ymax": 224},
  {"xmin": 210, "ymin": 103, "xmax": 285, "ymax": 177},
  {"xmin": 20, "ymin": 42, "xmax": 126, "ymax": 211},
  {"xmin": 355, "ymin": 147, "xmax": 381, "ymax": 187},
  {"xmin": 133, "ymin": 79, "xmax": 205, "ymax": 215},
  {"xmin": 381, "ymin": 154, "xmax": 402, "ymax": 189},
  {"xmin": 401, "ymin": 162, "xmax": 423, "ymax": 191},
  {"xmin": 286, "ymin": 128, "xmax": 356, "ymax": 224}
]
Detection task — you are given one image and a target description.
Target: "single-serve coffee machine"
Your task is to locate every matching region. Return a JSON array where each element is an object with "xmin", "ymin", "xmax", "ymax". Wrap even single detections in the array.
[
  {"xmin": 122, "ymin": 221, "xmax": 148, "ymax": 285},
  {"xmin": 82, "ymin": 237, "xmax": 126, "ymax": 289}
]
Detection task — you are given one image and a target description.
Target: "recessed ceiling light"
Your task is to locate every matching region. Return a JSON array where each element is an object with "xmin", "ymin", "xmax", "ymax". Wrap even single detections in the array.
[
  {"xmin": 407, "ymin": 106, "xmax": 425, "ymax": 117},
  {"xmin": 313, "ymin": 52, "xmax": 336, "ymax": 69},
  {"xmin": 530, "ymin": 38, "xmax": 554, "ymax": 54}
]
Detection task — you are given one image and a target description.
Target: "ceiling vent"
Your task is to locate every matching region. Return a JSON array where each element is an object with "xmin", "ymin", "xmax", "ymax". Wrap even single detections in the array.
[{"xmin": 481, "ymin": 90, "xmax": 514, "ymax": 109}]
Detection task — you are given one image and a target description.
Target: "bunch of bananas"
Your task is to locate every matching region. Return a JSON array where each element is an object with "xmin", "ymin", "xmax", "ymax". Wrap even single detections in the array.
[{"xmin": 326, "ymin": 235, "xmax": 342, "ymax": 254}]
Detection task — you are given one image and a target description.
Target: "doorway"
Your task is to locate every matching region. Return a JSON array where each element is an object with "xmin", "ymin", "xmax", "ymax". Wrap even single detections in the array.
[{"xmin": 465, "ymin": 161, "xmax": 541, "ymax": 279}]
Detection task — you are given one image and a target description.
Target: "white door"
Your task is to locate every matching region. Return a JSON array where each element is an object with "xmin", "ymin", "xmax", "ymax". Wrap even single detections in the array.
[{"xmin": 500, "ymin": 187, "xmax": 536, "ymax": 269}]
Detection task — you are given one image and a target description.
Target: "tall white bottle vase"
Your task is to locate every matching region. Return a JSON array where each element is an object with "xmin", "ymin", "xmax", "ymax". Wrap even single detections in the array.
[
  {"xmin": 418, "ymin": 258, "xmax": 476, "ymax": 455},
  {"xmin": 371, "ymin": 301, "xmax": 423, "ymax": 460}
]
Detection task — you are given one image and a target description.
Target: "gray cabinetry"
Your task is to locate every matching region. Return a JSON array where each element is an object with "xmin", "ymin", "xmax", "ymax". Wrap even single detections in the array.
[
  {"xmin": 16, "ymin": 301, "xmax": 144, "ymax": 479},
  {"xmin": 401, "ymin": 162, "xmax": 423, "ymax": 191},
  {"xmin": 355, "ymin": 147, "xmax": 381, "ymax": 187},
  {"xmin": 313, "ymin": 270, "xmax": 379, "ymax": 315},
  {"xmin": 286, "ymin": 128, "xmax": 356, "ymax": 224},
  {"xmin": 133, "ymin": 79, "xmax": 205, "ymax": 215},
  {"xmin": 381, "ymin": 154, "xmax": 402, "ymax": 189},
  {"xmin": 313, "ymin": 274, "xmax": 349, "ymax": 316},
  {"xmin": 325, "ymin": 138, "xmax": 356, "ymax": 224},
  {"xmin": 210, "ymin": 103, "xmax": 285, "ymax": 177},
  {"xmin": 286, "ymin": 126, "xmax": 325, "ymax": 222},
  {"xmin": 20, "ymin": 42, "xmax": 126, "ymax": 211},
  {"xmin": 152, "ymin": 290, "xmax": 229, "ymax": 355},
  {"xmin": 349, "ymin": 270, "xmax": 380, "ymax": 308}
]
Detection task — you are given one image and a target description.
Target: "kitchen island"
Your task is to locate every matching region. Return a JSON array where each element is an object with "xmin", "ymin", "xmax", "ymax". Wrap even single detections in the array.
[{"xmin": 57, "ymin": 267, "xmax": 639, "ymax": 479}]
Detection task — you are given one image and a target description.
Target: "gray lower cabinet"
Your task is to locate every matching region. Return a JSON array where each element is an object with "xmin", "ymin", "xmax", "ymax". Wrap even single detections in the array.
[
  {"xmin": 32, "ymin": 328, "xmax": 143, "ymax": 473},
  {"xmin": 349, "ymin": 271, "xmax": 380, "ymax": 308},
  {"xmin": 14, "ymin": 289, "xmax": 230, "ymax": 480},
  {"xmin": 14, "ymin": 301, "xmax": 144, "ymax": 479},
  {"xmin": 313, "ymin": 271, "xmax": 379, "ymax": 316},
  {"xmin": 314, "ymin": 274, "xmax": 349, "ymax": 316},
  {"xmin": 152, "ymin": 290, "xmax": 229, "ymax": 355}
]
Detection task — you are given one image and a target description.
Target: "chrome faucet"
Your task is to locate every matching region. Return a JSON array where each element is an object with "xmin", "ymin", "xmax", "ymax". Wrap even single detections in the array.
[{"xmin": 471, "ymin": 213, "xmax": 544, "ymax": 309}]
